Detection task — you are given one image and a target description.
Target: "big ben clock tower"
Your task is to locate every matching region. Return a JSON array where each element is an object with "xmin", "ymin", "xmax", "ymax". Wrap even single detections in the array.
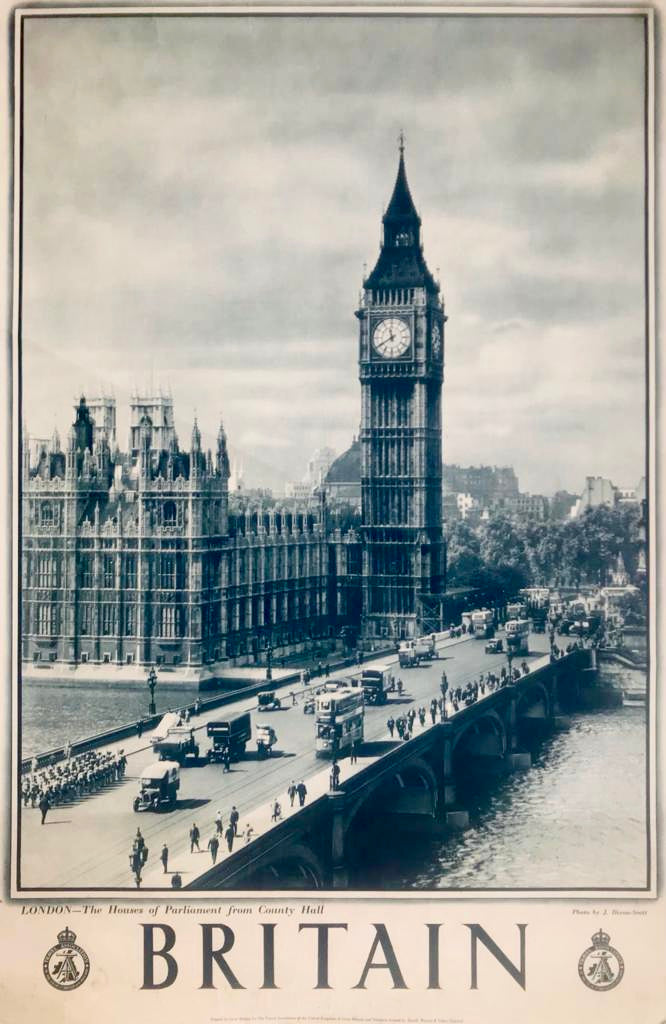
[{"xmin": 357, "ymin": 137, "xmax": 446, "ymax": 640}]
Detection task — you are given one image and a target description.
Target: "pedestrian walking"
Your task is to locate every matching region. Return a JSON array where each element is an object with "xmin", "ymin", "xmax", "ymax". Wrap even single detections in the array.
[
  {"xmin": 297, "ymin": 781, "xmax": 307, "ymax": 807},
  {"xmin": 39, "ymin": 791, "xmax": 50, "ymax": 825},
  {"xmin": 224, "ymin": 823, "xmax": 235, "ymax": 853},
  {"xmin": 288, "ymin": 781, "xmax": 297, "ymax": 807},
  {"xmin": 229, "ymin": 806, "xmax": 240, "ymax": 835},
  {"xmin": 136, "ymin": 720, "xmax": 143, "ymax": 738},
  {"xmin": 160, "ymin": 843, "xmax": 169, "ymax": 873},
  {"xmin": 208, "ymin": 834, "xmax": 220, "ymax": 863},
  {"xmin": 171, "ymin": 872, "xmax": 182, "ymax": 889},
  {"xmin": 350, "ymin": 739, "xmax": 358, "ymax": 764},
  {"xmin": 215, "ymin": 810, "xmax": 223, "ymax": 835},
  {"xmin": 387, "ymin": 716, "xmax": 395, "ymax": 738},
  {"xmin": 190, "ymin": 822, "xmax": 200, "ymax": 852},
  {"xmin": 244, "ymin": 824, "xmax": 255, "ymax": 845},
  {"xmin": 223, "ymin": 747, "xmax": 231, "ymax": 773},
  {"xmin": 130, "ymin": 848, "xmax": 142, "ymax": 888},
  {"xmin": 271, "ymin": 798, "xmax": 282, "ymax": 821},
  {"xmin": 330, "ymin": 759, "xmax": 341, "ymax": 791}
]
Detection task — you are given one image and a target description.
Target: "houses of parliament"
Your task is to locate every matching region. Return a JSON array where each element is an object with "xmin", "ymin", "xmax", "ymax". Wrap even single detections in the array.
[{"xmin": 21, "ymin": 144, "xmax": 447, "ymax": 678}]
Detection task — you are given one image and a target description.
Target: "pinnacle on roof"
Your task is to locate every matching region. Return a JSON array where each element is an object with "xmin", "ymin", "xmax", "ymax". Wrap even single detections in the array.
[
  {"xmin": 383, "ymin": 132, "xmax": 420, "ymax": 226},
  {"xmin": 364, "ymin": 136, "xmax": 437, "ymax": 293}
]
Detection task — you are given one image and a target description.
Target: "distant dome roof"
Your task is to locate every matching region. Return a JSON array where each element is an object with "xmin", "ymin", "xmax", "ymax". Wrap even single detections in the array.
[{"xmin": 326, "ymin": 439, "xmax": 360, "ymax": 484}]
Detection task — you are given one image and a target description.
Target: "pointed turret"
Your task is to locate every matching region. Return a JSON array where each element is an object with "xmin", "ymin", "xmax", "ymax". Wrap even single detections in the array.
[
  {"xmin": 72, "ymin": 395, "xmax": 95, "ymax": 454},
  {"xmin": 50, "ymin": 426, "xmax": 61, "ymax": 454},
  {"xmin": 190, "ymin": 417, "xmax": 202, "ymax": 482},
  {"xmin": 191, "ymin": 418, "xmax": 202, "ymax": 453},
  {"xmin": 139, "ymin": 413, "xmax": 152, "ymax": 484},
  {"xmin": 216, "ymin": 419, "xmax": 231, "ymax": 478},
  {"xmin": 383, "ymin": 132, "xmax": 420, "ymax": 226},
  {"xmin": 364, "ymin": 134, "xmax": 437, "ymax": 293}
]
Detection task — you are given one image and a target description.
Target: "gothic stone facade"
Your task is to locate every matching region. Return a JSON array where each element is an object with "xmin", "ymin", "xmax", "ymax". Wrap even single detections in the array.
[{"xmin": 22, "ymin": 397, "xmax": 331, "ymax": 672}]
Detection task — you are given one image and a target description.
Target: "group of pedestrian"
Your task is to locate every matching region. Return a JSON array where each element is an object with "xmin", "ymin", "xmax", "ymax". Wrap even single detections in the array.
[
  {"xmin": 23, "ymin": 747, "xmax": 127, "ymax": 824},
  {"xmin": 287, "ymin": 780, "xmax": 308, "ymax": 808},
  {"xmin": 189, "ymin": 805, "xmax": 242, "ymax": 864},
  {"xmin": 384, "ymin": 654, "xmax": 544, "ymax": 742}
]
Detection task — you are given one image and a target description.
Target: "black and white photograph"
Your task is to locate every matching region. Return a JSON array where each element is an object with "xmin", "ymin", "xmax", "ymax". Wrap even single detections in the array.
[{"xmin": 12, "ymin": 6, "xmax": 654, "ymax": 905}]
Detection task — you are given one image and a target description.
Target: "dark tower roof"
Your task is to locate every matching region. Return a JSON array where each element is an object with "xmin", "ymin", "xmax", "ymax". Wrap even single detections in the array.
[
  {"xmin": 384, "ymin": 143, "xmax": 420, "ymax": 223},
  {"xmin": 364, "ymin": 137, "xmax": 438, "ymax": 293}
]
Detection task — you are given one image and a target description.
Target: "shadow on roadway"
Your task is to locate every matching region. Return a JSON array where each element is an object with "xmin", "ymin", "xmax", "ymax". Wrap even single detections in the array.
[
  {"xmin": 358, "ymin": 740, "xmax": 401, "ymax": 757},
  {"xmin": 176, "ymin": 797, "xmax": 211, "ymax": 810},
  {"xmin": 243, "ymin": 750, "xmax": 294, "ymax": 761}
]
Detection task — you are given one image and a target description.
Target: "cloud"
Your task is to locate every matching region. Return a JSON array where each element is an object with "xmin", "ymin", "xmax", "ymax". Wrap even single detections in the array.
[{"xmin": 21, "ymin": 13, "xmax": 647, "ymax": 496}]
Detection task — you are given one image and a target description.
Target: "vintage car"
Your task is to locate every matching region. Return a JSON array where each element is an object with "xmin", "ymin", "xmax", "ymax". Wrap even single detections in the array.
[
  {"xmin": 257, "ymin": 690, "xmax": 282, "ymax": 712},
  {"xmin": 255, "ymin": 724, "xmax": 278, "ymax": 757},
  {"xmin": 133, "ymin": 761, "xmax": 180, "ymax": 812},
  {"xmin": 303, "ymin": 697, "xmax": 315, "ymax": 715},
  {"xmin": 484, "ymin": 637, "xmax": 504, "ymax": 654}
]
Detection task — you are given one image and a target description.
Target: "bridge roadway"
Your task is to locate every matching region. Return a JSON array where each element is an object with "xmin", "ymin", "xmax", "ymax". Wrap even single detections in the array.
[{"xmin": 20, "ymin": 631, "xmax": 551, "ymax": 891}]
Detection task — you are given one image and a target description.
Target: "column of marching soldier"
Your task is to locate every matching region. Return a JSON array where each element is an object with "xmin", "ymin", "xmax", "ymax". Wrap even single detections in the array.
[{"xmin": 21, "ymin": 748, "xmax": 128, "ymax": 824}]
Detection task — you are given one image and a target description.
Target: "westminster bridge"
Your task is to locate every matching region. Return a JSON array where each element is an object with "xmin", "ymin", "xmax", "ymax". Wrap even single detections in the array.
[
  {"xmin": 19, "ymin": 635, "xmax": 620, "ymax": 893},
  {"xmin": 186, "ymin": 647, "xmax": 605, "ymax": 890}
]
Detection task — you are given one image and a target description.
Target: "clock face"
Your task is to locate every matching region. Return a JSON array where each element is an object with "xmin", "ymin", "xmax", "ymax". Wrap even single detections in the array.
[
  {"xmin": 432, "ymin": 323, "xmax": 441, "ymax": 356},
  {"xmin": 372, "ymin": 318, "xmax": 411, "ymax": 358}
]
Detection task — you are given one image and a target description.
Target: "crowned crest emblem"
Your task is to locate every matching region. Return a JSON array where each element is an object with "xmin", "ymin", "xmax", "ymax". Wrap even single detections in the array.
[
  {"xmin": 578, "ymin": 929, "xmax": 624, "ymax": 991},
  {"xmin": 43, "ymin": 926, "xmax": 90, "ymax": 991}
]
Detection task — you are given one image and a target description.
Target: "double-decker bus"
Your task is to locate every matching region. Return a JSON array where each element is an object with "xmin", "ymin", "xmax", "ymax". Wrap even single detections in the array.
[
  {"xmin": 505, "ymin": 618, "xmax": 530, "ymax": 656},
  {"xmin": 506, "ymin": 601, "xmax": 527, "ymax": 621},
  {"xmin": 315, "ymin": 687, "xmax": 364, "ymax": 758},
  {"xmin": 471, "ymin": 609, "xmax": 495, "ymax": 639}
]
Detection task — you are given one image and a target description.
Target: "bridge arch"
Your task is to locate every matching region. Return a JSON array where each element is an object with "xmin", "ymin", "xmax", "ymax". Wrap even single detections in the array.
[
  {"xmin": 452, "ymin": 710, "xmax": 507, "ymax": 760},
  {"xmin": 516, "ymin": 681, "xmax": 551, "ymax": 720},
  {"xmin": 240, "ymin": 842, "xmax": 325, "ymax": 890},
  {"xmin": 344, "ymin": 756, "xmax": 439, "ymax": 832}
]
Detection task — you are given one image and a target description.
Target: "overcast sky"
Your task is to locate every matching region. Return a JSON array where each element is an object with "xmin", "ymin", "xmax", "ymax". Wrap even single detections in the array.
[{"xmin": 21, "ymin": 13, "xmax": 647, "ymax": 495}]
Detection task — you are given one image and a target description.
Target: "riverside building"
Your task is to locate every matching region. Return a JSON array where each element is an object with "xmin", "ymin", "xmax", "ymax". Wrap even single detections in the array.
[{"xmin": 22, "ymin": 396, "xmax": 336, "ymax": 680}]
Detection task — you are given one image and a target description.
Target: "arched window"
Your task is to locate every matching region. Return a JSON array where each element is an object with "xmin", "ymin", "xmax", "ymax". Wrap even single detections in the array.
[
  {"xmin": 163, "ymin": 500, "xmax": 177, "ymax": 526},
  {"xmin": 40, "ymin": 502, "xmax": 54, "ymax": 526}
]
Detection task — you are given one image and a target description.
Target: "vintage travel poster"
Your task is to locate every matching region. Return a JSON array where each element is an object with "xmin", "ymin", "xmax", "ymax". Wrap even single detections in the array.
[{"xmin": 0, "ymin": 3, "xmax": 663, "ymax": 1022}]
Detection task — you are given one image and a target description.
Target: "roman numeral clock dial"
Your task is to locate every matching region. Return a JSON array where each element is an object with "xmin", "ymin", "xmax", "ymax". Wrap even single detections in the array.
[{"xmin": 372, "ymin": 317, "xmax": 411, "ymax": 358}]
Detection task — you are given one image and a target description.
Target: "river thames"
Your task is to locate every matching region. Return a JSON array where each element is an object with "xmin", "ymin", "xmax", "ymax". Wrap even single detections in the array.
[{"xmin": 355, "ymin": 665, "xmax": 648, "ymax": 890}]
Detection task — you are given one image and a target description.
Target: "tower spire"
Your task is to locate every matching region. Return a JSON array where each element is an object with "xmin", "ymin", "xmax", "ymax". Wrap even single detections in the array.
[{"xmin": 398, "ymin": 129, "xmax": 405, "ymax": 157}]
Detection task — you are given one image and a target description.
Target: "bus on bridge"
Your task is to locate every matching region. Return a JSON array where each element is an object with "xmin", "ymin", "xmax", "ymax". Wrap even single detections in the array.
[
  {"xmin": 505, "ymin": 618, "xmax": 530, "ymax": 656},
  {"xmin": 315, "ymin": 687, "xmax": 364, "ymax": 758},
  {"xmin": 471, "ymin": 609, "xmax": 495, "ymax": 639}
]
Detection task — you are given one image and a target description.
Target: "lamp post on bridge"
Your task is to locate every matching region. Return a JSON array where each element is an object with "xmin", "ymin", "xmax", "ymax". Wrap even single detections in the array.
[
  {"xmin": 146, "ymin": 666, "xmax": 158, "ymax": 716},
  {"xmin": 506, "ymin": 647, "xmax": 514, "ymax": 684}
]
